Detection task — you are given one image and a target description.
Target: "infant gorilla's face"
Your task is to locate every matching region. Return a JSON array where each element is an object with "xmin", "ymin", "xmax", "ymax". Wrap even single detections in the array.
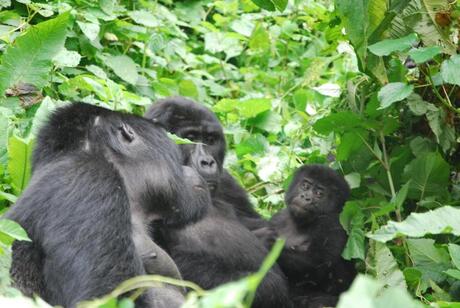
[{"xmin": 289, "ymin": 177, "xmax": 325, "ymax": 217}]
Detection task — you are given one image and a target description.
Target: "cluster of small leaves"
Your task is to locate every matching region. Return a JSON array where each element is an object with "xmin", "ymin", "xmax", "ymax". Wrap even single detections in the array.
[{"xmin": 0, "ymin": 0, "xmax": 460, "ymax": 306}]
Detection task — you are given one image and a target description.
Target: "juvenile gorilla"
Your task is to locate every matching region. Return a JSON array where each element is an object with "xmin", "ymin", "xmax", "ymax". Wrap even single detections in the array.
[
  {"xmin": 145, "ymin": 97, "xmax": 268, "ymax": 231},
  {"xmin": 7, "ymin": 104, "xmax": 203, "ymax": 307},
  {"xmin": 269, "ymin": 165, "xmax": 356, "ymax": 307},
  {"xmin": 157, "ymin": 153, "xmax": 292, "ymax": 308}
]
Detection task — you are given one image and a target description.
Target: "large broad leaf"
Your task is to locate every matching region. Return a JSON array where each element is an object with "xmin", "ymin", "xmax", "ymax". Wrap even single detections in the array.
[
  {"xmin": 313, "ymin": 112, "xmax": 362, "ymax": 135},
  {"xmin": 368, "ymin": 33, "xmax": 417, "ymax": 56},
  {"xmin": 0, "ymin": 12, "xmax": 70, "ymax": 96},
  {"xmin": 408, "ymin": 46, "xmax": 442, "ymax": 64},
  {"xmin": 403, "ymin": 151, "xmax": 450, "ymax": 199},
  {"xmin": 7, "ymin": 136, "xmax": 34, "ymax": 193},
  {"xmin": 441, "ymin": 55, "xmax": 460, "ymax": 86},
  {"xmin": 406, "ymin": 238, "xmax": 450, "ymax": 289},
  {"xmin": 105, "ymin": 55, "xmax": 139, "ymax": 85},
  {"xmin": 337, "ymin": 274, "xmax": 423, "ymax": 308},
  {"xmin": 377, "ymin": 82, "xmax": 414, "ymax": 109},
  {"xmin": 367, "ymin": 206, "xmax": 460, "ymax": 242},
  {"xmin": 367, "ymin": 241, "xmax": 407, "ymax": 289}
]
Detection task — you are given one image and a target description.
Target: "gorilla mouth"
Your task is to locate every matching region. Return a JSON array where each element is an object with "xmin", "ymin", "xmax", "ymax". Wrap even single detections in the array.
[
  {"xmin": 206, "ymin": 180, "xmax": 217, "ymax": 191},
  {"xmin": 194, "ymin": 185, "xmax": 207, "ymax": 192}
]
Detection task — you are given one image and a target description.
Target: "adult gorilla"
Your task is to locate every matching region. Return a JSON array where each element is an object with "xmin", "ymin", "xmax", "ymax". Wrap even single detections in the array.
[
  {"xmin": 145, "ymin": 96, "xmax": 267, "ymax": 231},
  {"xmin": 7, "ymin": 103, "xmax": 204, "ymax": 307}
]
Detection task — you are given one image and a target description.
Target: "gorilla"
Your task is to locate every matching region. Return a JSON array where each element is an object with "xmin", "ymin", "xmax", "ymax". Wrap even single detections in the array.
[
  {"xmin": 268, "ymin": 164, "xmax": 356, "ymax": 308},
  {"xmin": 7, "ymin": 103, "xmax": 204, "ymax": 307},
  {"xmin": 145, "ymin": 96, "xmax": 268, "ymax": 232},
  {"xmin": 156, "ymin": 153, "xmax": 292, "ymax": 308}
]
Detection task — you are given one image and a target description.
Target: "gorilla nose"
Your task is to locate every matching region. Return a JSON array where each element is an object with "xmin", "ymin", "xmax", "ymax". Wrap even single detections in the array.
[{"xmin": 198, "ymin": 155, "xmax": 217, "ymax": 175}]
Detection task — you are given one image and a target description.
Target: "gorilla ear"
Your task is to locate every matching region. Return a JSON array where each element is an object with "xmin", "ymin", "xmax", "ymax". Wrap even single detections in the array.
[{"xmin": 119, "ymin": 123, "xmax": 135, "ymax": 143}]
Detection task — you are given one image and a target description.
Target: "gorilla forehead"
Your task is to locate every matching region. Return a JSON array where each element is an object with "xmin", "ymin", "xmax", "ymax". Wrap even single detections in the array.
[{"xmin": 146, "ymin": 96, "xmax": 223, "ymax": 133}]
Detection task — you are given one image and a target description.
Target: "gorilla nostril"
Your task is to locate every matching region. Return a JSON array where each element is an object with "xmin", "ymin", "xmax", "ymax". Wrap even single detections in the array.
[{"xmin": 200, "ymin": 158, "xmax": 216, "ymax": 169}]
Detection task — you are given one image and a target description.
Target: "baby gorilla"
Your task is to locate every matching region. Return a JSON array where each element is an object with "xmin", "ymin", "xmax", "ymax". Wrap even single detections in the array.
[{"xmin": 269, "ymin": 165, "xmax": 356, "ymax": 308}]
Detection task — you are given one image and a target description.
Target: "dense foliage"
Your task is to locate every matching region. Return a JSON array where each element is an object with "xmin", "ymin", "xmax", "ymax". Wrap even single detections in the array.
[{"xmin": 0, "ymin": 0, "xmax": 460, "ymax": 307}]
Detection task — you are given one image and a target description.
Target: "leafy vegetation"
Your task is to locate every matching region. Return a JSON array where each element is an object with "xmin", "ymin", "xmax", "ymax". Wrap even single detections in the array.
[{"xmin": 0, "ymin": 0, "xmax": 460, "ymax": 306}]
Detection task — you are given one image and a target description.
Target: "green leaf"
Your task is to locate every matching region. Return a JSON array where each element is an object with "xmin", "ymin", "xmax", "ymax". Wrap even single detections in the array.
[
  {"xmin": 178, "ymin": 80, "xmax": 199, "ymax": 99},
  {"xmin": 77, "ymin": 21, "xmax": 99, "ymax": 41},
  {"xmin": 0, "ymin": 191, "xmax": 17, "ymax": 203},
  {"xmin": 448, "ymin": 244, "xmax": 460, "ymax": 270},
  {"xmin": 337, "ymin": 275, "xmax": 423, "ymax": 308},
  {"xmin": 30, "ymin": 97, "xmax": 59, "ymax": 137},
  {"xmin": 250, "ymin": 111, "xmax": 282, "ymax": 134},
  {"xmin": 250, "ymin": 0, "xmax": 275, "ymax": 11},
  {"xmin": 407, "ymin": 93, "xmax": 437, "ymax": 116},
  {"xmin": 128, "ymin": 10, "xmax": 159, "ymax": 27},
  {"xmin": 368, "ymin": 206, "xmax": 460, "ymax": 242},
  {"xmin": 105, "ymin": 55, "xmax": 139, "ymax": 85},
  {"xmin": 340, "ymin": 201, "xmax": 365, "ymax": 260},
  {"xmin": 368, "ymin": 33, "xmax": 417, "ymax": 56},
  {"xmin": 403, "ymin": 152, "xmax": 450, "ymax": 199},
  {"xmin": 7, "ymin": 136, "xmax": 34, "ymax": 193},
  {"xmin": 238, "ymin": 98, "xmax": 271, "ymax": 119},
  {"xmin": 53, "ymin": 48, "xmax": 81, "ymax": 68},
  {"xmin": 407, "ymin": 238, "xmax": 450, "ymax": 287},
  {"xmin": 272, "ymin": 0, "xmax": 288, "ymax": 11},
  {"xmin": 391, "ymin": 181, "xmax": 410, "ymax": 213},
  {"xmin": 408, "ymin": 46, "xmax": 442, "ymax": 64},
  {"xmin": 377, "ymin": 82, "xmax": 414, "ymax": 109},
  {"xmin": 0, "ymin": 12, "xmax": 70, "ymax": 96},
  {"xmin": 249, "ymin": 23, "xmax": 270, "ymax": 52},
  {"xmin": 235, "ymin": 134, "xmax": 267, "ymax": 157},
  {"xmin": 337, "ymin": 131, "xmax": 365, "ymax": 161},
  {"xmin": 0, "ymin": 219, "xmax": 30, "ymax": 242},
  {"xmin": 445, "ymin": 269, "xmax": 460, "ymax": 280},
  {"xmin": 368, "ymin": 241, "xmax": 407, "ymax": 289},
  {"xmin": 342, "ymin": 228, "xmax": 365, "ymax": 260},
  {"xmin": 441, "ymin": 55, "xmax": 460, "ymax": 86},
  {"xmin": 166, "ymin": 133, "xmax": 194, "ymax": 145},
  {"xmin": 313, "ymin": 112, "xmax": 362, "ymax": 135}
]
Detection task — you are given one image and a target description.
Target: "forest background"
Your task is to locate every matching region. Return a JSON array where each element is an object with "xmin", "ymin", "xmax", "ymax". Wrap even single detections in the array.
[{"xmin": 0, "ymin": 0, "xmax": 460, "ymax": 307}]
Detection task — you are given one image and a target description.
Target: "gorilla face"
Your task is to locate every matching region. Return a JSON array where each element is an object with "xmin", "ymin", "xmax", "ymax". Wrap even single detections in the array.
[
  {"xmin": 285, "ymin": 165, "xmax": 350, "ymax": 221},
  {"xmin": 145, "ymin": 97, "xmax": 225, "ymax": 192},
  {"xmin": 288, "ymin": 177, "xmax": 326, "ymax": 218}
]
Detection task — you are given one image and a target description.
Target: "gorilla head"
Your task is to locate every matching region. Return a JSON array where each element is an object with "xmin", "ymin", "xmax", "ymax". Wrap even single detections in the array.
[
  {"xmin": 90, "ymin": 112, "xmax": 207, "ymax": 225},
  {"xmin": 285, "ymin": 164, "xmax": 350, "ymax": 223},
  {"xmin": 145, "ymin": 97, "xmax": 224, "ymax": 191}
]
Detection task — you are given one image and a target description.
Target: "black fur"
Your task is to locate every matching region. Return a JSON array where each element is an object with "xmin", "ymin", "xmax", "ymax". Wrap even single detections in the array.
[
  {"xmin": 8, "ymin": 103, "xmax": 203, "ymax": 307},
  {"xmin": 158, "ymin": 165, "xmax": 292, "ymax": 308},
  {"xmin": 145, "ymin": 96, "xmax": 267, "ymax": 231},
  {"xmin": 269, "ymin": 164, "xmax": 356, "ymax": 307}
]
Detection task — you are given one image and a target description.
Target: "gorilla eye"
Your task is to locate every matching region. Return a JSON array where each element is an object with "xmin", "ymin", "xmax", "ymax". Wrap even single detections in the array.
[
  {"xmin": 204, "ymin": 135, "xmax": 215, "ymax": 145},
  {"xmin": 315, "ymin": 190, "xmax": 323, "ymax": 197},
  {"xmin": 185, "ymin": 133, "xmax": 197, "ymax": 141},
  {"xmin": 302, "ymin": 181, "xmax": 310, "ymax": 190}
]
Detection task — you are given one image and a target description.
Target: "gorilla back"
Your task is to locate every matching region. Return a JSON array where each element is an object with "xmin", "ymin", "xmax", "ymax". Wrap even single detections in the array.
[{"xmin": 7, "ymin": 152, "xmax": 146, "ymax": 307}]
